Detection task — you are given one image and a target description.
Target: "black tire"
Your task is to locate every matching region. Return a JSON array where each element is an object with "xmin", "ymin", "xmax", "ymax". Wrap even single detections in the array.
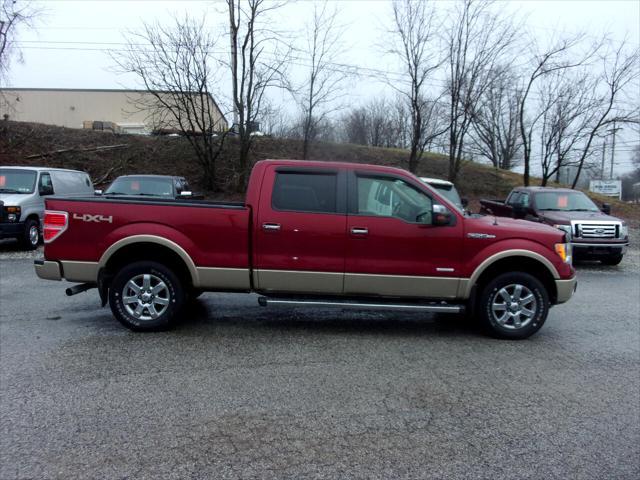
[
  {"xmin": 601, "ymin": 254, "xmax": 623, "ymax": 266},
  {"xmin": 20, "ymin": 218, "xmax": 40, "ymax": 250},
  {"xmin": 108, "ymin": 261, "xmax": 185, "ymax": 331},
  {"xmin": 478, "ymin": 272, "xmax": 549, "ymax": 340}
]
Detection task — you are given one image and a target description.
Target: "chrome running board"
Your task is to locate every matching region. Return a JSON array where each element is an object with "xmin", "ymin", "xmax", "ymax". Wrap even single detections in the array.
[{"xmin": 257, "ymin": 296, "xmax": 464, "ymax": 313}]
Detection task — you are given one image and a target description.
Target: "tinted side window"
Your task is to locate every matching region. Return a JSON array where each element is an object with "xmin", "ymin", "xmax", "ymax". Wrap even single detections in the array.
[
  {"xmin": 272, "ymin": 172, "xmax": 337, "ymax": 213},
  {"xmin": 357, "ymin": 176, "xmax": 432, "ymax": 223},
  {"xmin": 506, "ymin": 192, "xmax": 521, "ymax": 206}
]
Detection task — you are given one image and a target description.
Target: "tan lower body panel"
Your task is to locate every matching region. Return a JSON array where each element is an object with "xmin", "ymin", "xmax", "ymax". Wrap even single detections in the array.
[
  {"xmin": 196, "ymin": 267, "xmax": 250, "ymax": 290},
  {"xmin": 255, "ymin": 269, "xmax": 343, "ymax": 294},
  {"xmin": 344, "ymin": 273, "xmax": 460, "ymax": 299},
  {"xmin": 60, "ymin": 261, "xmax": 99, "ymax": 283},
  {"xmin": 555, "ymin": 277, "xmax": 577, "ymax": 304}
]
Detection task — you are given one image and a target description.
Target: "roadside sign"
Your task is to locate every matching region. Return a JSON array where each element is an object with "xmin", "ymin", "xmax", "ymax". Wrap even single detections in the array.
[{"xmin": 589, "ymin": 180, "xmax": 621, "ymax": 199}]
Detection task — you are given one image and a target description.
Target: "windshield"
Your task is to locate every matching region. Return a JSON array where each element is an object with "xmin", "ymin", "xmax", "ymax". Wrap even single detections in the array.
[
  {"xmin": 430, "ymin": 184, "xmax": 463, "ymax": 209},
  {"xmin": 535, "ymin": 191, "xmax": 599, "ymax": 212},
  {"xmin": 105, "ymin": 177, "xmax": 174, "ymax": 197},
  {"xmin": 0, "ymin": 169, "xmax": 37, "ymax": 194}
]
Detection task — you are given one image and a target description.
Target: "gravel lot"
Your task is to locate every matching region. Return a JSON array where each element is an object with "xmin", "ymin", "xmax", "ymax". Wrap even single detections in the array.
[{"xmin": 0, "ymin": 240, "xmax": 638, "ymax": 479}]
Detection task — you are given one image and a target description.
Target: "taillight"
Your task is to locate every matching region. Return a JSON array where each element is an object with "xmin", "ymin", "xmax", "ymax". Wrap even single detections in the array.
[{"xmin": 43, "ymin": 210, "xmax": 68, "ymax": 243}]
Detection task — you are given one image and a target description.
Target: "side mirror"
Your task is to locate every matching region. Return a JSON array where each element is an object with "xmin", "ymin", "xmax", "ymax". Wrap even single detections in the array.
[
  {"xmin": 601, "ymin": 203, "xmax": 611, "ymax": 215},
  {"xmin": 461, "ymin": 197, "xmax": 469, "ymax": 208},
  {"xmin": 94, "ymin": 189, "xmax": 103, "ymax": 196},
  {"xmin": 432, "ymin": 204, "xmax": 452, "ymax": 226},
  {"xmin": 39, "ymin": 185, "xmax": 54, "ymax": 196}
]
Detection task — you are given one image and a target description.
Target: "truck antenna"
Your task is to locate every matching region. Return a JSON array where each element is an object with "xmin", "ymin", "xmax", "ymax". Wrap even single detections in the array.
[{"xmin": 487, "ymin": 208, "xmax": 499, "ymax": 226}]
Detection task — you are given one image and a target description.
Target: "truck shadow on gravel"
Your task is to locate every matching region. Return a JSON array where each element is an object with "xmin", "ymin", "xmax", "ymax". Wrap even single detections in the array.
[{"xmin": 174, "ymin": 299, "xmax": 480, "ymax": 339}]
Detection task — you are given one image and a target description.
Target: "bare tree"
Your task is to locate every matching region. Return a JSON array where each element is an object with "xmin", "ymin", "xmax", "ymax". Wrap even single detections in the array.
[
  {"xmin": 388, "ymin": 0, "xmax": 441, "ymax": 173},
  {"xmin": 0, "ymin": 0, "xmax": 37, "ymax": 86},
  {"xmin": 534, "ymin": 70, "xmax": 599, "ymax": 185},
  {"xmin": 470, "ymin": 65, "xmax": 521, "ymax": 170},
  {"xmin": 296, "ymin": 2, "xmax": 346, "ymax": 159},
  {"xmin": 570, "ymin": 42, "xmax": 639, "ymax": 187},
  {"xmin": 113, "ymin": 16, "xmax": 228, "ymax": 190},
  {"xmin": 517, "ymin": 34, "xmax": 600, "ymax": 186},
  {"xmin": 444, "ymin": 0, "xmax": 517, "ymax": 181},
  {"xmin": 227, "ymin": 0, "xmax": 290, "ymax": 188}
]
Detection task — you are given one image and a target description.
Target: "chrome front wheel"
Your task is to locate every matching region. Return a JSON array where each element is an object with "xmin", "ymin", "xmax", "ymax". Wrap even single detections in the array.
[
  {"xmin": 490, "ymin": 284, "xmax": 537, "ymax": 330},
  {"xmin": 479, "ymin": 272, "xmax": 549, "ymax": 340}
]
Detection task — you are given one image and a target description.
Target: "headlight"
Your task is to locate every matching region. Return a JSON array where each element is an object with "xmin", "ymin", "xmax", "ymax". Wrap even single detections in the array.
[
  {"xmin": 555, "ymin": 243, "xmax": 572, "ymax": 264},
  {"xmin": 620, "ymin": 224, "xmax": 628, "ymax": 239},
  {"xmin": 4, "ymin": 206, "xmax": 21, "ymax": 221}
]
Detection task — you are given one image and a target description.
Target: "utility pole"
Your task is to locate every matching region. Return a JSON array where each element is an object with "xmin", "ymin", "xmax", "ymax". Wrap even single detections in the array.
[
  {"xmin": 600, "ymin": 139, "xmax": 607, "ymax": 179},
  {"xmin": 609, "ymin": 122, "xmax": 621, "ymax": 179}
]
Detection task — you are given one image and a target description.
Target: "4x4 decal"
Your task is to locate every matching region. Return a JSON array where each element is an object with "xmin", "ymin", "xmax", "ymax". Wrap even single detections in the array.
[{"xmin": 73, "ymin": 213, "xmax": 113, "ymax": 224}]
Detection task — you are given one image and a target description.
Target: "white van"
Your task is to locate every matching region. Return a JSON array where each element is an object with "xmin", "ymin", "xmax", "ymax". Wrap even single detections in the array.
[{"xmin": 0, "ymin": 167, "xmax": 94, "ymax": 249}]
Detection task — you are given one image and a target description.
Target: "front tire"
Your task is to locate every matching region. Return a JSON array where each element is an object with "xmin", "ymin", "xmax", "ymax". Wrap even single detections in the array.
[
  {"xmin": 20, "ymin": 218, "xmax": 40, "ymax": 250},
  {"xmin": 109, "ymin": 261, "xmax": 185, "ymax": 331},
  {"xmin": 478, "ymin": 272, "xmax": 549, "ymax": 340}
]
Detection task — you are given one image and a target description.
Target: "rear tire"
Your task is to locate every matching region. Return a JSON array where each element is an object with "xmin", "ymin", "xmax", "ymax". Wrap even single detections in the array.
[
  {"xmin": 20, "ymin": 218, "xmax": 40, "ymax": 250},
  {"xmin": 478, "ymin": 272, "xmax": 549, "ymax": 340},
  {"xmin": 601, "ymin": 254, "xmax": 623, "ymax": 266},
  {"xmin": 109, "ymin": 261, "xmax": 185, "ymax": 331}
]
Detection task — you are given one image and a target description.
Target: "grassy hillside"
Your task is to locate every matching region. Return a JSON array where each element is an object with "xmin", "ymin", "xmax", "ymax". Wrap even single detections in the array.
[{"xmin": 1, "ymin": 120, "xmax": 637, "ymax": 225}]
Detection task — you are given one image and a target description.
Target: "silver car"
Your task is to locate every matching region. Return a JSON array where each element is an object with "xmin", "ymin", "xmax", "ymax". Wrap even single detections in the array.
[{"xmin": 0, "ymin": 167, "xmax": 94, "ymax": 249}]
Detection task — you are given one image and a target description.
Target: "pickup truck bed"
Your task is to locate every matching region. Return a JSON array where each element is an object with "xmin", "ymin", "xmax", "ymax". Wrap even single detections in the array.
[{"xmin": 35, "ymin": 160, "xmax": 577, "ymax": 339}]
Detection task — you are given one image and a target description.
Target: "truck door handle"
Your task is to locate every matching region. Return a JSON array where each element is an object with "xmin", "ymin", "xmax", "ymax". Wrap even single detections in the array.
[
  {"xmin": 351, "ymin": 227, "xmax": 368, "ymax": 236},
  {"xmin": 262, "ymin": 223, "xmax": 281, "ymax": 231}
]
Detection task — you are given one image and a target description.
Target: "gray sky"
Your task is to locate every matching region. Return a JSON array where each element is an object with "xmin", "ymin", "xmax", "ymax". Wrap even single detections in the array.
[{"xmin": 6, "ymin": 0, "xmax": 640, "ymax": 174}]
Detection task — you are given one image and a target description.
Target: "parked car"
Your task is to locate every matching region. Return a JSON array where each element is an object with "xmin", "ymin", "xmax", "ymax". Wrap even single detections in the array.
[
  {"xmin": 0, "ymin": 166, "xmax": 93, "ymax": 249},
  {"xmin": 479, "ymin": 187, "xmax": 629, "ymax": 265},
  {"xmin": 420, "ymin": 177, "xmax": 467, "ymax": 211},
  {"xmin": 35, "ymin": 160, "xmax": 576, "ymax": 339},
  {"xmin": 98, "ymin": 175, "xmax": 200, "ymax": 199}
]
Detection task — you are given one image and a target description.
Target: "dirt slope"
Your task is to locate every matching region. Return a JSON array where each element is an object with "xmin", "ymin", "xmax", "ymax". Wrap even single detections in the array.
[{"xmin": 1, "ymin": 120, "xmax": 637, "ymax": 225}]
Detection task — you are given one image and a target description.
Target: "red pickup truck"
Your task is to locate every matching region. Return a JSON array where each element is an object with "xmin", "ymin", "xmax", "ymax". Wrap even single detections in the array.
[{"xmin": 35, "ymin": 160, "xmax": 576, "ymax": 339}]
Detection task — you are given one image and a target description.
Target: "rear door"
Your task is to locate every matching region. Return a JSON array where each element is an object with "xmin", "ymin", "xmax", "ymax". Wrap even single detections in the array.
[
  {"xmin": 344, "ymin": 171, "xmax": 463, "ymax": 299},
  {"xmin": 253, "ymin": 165, "xmax": 347, "ymax": 294}
]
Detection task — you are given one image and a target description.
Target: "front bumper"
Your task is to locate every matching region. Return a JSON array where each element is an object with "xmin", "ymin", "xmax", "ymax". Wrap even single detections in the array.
[
  {"xmin": 555, "ymin": 276, "xmax": 577, "ymax": 304},
  {"xmin": 572, "ymin": 241, "xmax": 628, "ymax": 258},
  {"xmin": 0, "ymin": 221, "xmax": 25, "ymax": 239},
  {"xmin": 34, "ymin": 259, "xmax": 62, "ymax": 281}
]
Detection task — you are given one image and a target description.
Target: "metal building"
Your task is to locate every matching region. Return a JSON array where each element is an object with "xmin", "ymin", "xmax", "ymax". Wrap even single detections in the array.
[{"xmin": 0, "ymin": 88, "xmax": 227, "ymax": 134}]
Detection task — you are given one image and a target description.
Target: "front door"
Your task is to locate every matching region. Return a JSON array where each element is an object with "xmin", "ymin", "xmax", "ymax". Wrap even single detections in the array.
[
  {"xmin": 254, "ymin": 166, "xmax": 347, "ymax": 294},
  {"xmin": 344, "ymin": 172, "xmax": 463, "ymax": 299}
]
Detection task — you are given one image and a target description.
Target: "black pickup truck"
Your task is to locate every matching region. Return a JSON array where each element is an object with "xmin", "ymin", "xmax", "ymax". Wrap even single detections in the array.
[
  {"xmin": 97, "ymin": 175, "xmax": 202, "ymax": 200},
  {"xmin": 480, "ymin": 187, "xmax": 629, "ymax": 265}
]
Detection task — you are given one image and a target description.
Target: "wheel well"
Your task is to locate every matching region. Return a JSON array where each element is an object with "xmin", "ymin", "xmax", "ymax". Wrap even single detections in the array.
[
  {"xmin": 474, "ymin": 256, "xmax": 557, "ymax": 304},
  {"xmin": 103, "ymin": 242, "xmax": 193, "ymax": 289}
]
